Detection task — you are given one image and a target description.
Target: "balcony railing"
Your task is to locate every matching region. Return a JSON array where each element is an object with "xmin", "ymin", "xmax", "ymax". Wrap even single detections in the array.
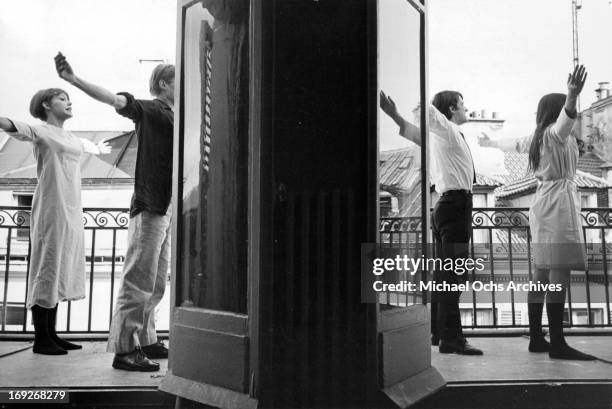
[
  {"xmin": 0, "ymin": 206, "xmax": 170, "ymax": 335},
  {"xmin": 380, "ymin": 208, "xmax": 612, "ymax": 329},
  {"xmin": 4, "ymin": 205, "xmax": 610, "ymax": 333}
]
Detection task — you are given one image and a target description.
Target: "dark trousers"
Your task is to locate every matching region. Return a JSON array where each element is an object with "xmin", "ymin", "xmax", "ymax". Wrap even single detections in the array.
[{"xmin": 430, "ymin": 192, "xmax": 473, "ymax": 342}]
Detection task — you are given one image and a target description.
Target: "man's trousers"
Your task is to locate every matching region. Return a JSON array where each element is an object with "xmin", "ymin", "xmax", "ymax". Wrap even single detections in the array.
[
  {"xmin": 107, "ymin": 210, "xmax": 172, "ymax": 354},
  {"xmin": 430, "ymin": 192, "xmax": 473, "ymax": 342}
]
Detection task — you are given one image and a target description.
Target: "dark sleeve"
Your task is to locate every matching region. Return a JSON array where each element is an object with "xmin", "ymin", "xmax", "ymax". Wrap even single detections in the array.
[{"xmin": 115, "ymin": 92, "xmax": 145, "ymax": 122}]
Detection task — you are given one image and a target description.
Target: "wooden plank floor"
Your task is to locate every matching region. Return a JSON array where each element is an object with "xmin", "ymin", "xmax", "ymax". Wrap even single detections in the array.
[
  {"xmin": 432, "ymin": 336, "xmax": 612, "ymax": 383},
  {"xmin": 0, "ymin": 341, "xmax": 167, "ymax": 388}
]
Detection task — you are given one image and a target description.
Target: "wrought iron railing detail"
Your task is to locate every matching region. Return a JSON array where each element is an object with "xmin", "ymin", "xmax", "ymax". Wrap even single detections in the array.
[
  {"xmin": 380, "ymin": 216, "xmax": 422, "ymax": 233},
  {"xmin": 0, "ymin": 207, "xmax": 31, "ymax": 228},
  {"xmin": 379, "ymin": 207, "xmax": 612, "ymax": 329},
  {"xmin": 471, "ymin": 208, "xmax": 529, "ymax": 228},
  {"xmin": 82, "ymin": 208, "xmax": 130, "ymax": 229},
  {"xmin": 0, "ymin": 206, "xmax": 170, "ymax": 335}
]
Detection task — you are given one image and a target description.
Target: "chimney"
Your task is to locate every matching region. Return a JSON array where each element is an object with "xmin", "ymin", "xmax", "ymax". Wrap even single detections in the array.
[{"xmin": 596, "ymin": 81, "xmax": 610, "ymax": 100}]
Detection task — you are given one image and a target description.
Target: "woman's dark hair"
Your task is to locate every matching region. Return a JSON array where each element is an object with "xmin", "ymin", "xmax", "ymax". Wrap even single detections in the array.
[
  {"xmin": 432, "ymin": 90, "xmax": 463, "ymax": 120},
  {"xmin": 528, "ymin": 93, "xmax": 566, "ymax": 172},
  {"xmin": 29, "ymin": 88, "xmax": 69, "ymax": 120}
]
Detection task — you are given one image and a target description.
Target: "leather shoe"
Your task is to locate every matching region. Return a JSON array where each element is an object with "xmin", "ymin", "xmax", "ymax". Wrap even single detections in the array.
[
  {"xmin": 439, "ymin": 338, "xmax": 483, "ymax": 355},
  {"xmin": 141, "ymin": 340, "xmax": 168, "ymax": 359},
  {"xmin": 112, "ymin": 348, "xmax": 160, "ymax": 372}
]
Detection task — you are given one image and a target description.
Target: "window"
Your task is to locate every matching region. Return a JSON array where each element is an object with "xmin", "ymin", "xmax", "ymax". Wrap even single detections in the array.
[
  {"xmin": 580, "ymin": 194, "xmax": 591, "ymax": 208},
  {"xmin": 378, "ymin": 0, "xmax": 425, "ymax": 309},
  {"xmin": 380, "ymin": 194, "xmax": 393, "ymax": 217},
  {"xmin": 13, "ymin": 193, "xmax": 33, "ymax": 241},
  {"xmin": 472, "ymin": 193, "xmax": 487, "ymax": 208},
  {"xmin": 563, "ymin": 308, "xmax": 604, "ymax": 325},
  {"xmin": 179, "ymin": 5, "xmax": 248, "ymax": 313},
  {"xmin": 0, "ymin": 302, "xmax": 25, "ymax": 326},
  {"xmin": 499, "ymin": 309, "xmax": 523, "ymax": 325},
  {"xmin": 460, "ymin": 308, "xmax": 496, "ymax": 326}
]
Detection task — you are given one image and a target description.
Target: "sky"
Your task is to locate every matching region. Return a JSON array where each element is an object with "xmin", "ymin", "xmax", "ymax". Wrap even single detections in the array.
[
  {"xmin": 2, "ymin": 0, "xmax": 612, "ymax": 142},
  {"xmin": 0, "ymin": 0, "xmax": 176, "ymax": 131},
  {"xmin": 380, "ymin": 0, "xmax": 612, "ymax": 152}
]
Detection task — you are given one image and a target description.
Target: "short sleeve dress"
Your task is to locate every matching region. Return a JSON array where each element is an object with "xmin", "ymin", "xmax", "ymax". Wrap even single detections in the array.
[
  {"xmin": 7, "ymin": 121, "xmax": 86, "ymax": 308},
  {"xmin": 529, "ymin": 109, "xmax": 586, "ymax": 270}
]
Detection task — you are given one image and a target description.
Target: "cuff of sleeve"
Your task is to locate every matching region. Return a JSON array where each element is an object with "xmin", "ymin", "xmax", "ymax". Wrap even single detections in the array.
[
  {"xmin": 115, "ymin": 92, "xmax": 135, "ymax": 114},
  {"xmin": 10, "ymin": 120, "xmax": 30, "ymax": 135}
]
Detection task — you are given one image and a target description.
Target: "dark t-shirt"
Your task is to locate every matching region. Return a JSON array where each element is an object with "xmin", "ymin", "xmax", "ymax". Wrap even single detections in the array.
[{"xmin": 116, "ymin": 92, "xmax": 174, "ymax": 217}]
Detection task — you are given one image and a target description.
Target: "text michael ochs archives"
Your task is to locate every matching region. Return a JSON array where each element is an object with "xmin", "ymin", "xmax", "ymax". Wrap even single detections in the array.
[{"xmin": 370, "ymin": 255, "xmax": 563, "ymax": 293}]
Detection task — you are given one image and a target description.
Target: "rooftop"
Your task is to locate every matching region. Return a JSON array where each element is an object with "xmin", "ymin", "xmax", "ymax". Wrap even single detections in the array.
[
  {"xmin": 495, "ymin": 170, "xmax": 610, "ymax": 199},
  {"xmin": 0, "ymin": 130, "xmax": 137, "ymax": 182}
]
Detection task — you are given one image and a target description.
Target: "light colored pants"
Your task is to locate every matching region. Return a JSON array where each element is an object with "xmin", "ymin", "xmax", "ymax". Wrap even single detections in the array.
[{"xmin": 107, "ymin": 209, "xmax": 172, "ymax": 354}]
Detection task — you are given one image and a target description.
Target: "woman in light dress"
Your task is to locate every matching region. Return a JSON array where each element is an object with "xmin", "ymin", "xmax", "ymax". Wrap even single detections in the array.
[
  {"xmin": 0, "ymin": 89, "xmax": 110, "ymax": 355},
  {"xmin": 527, "ymin": 65, "xmax": 595, "ymax": 360}
]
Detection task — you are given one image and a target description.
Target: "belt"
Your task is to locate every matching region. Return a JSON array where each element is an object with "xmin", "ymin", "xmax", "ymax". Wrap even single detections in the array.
[{"xmin": 441, "ymin": 189, "xmax": 472, "ymax": 197}]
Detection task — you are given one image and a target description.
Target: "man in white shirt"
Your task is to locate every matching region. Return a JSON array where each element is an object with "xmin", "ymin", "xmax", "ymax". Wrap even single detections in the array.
[{"xmin": 380, "ymin": 90, "xmax": 483, "ymax": 355}]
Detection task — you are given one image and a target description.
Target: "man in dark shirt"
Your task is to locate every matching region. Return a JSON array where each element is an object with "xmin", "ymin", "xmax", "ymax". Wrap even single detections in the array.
[{"xmin": 55, "ymin": 52, "xmax": 174, "ymax": 371}]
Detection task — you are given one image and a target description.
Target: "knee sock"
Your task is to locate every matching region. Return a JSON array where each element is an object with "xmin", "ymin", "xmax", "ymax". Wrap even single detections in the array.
[
  {"xmin": 546, "ymin": 301, "xmax": 567, "ymax": 349},
  {"xmin": 546, "ymin": 295, "xmax": 594, "ymax": 360},
  {"xmin": 527, "ymin": 287, "xmax": 550, "ymax": 352},
  {"xmin": 31, "ymin": 305, "xmax": 66, "ymax": 355},
  {"xmin": 48, "ymin": 305, "xmax": 82, "ymax": 350},
  {"xmin": 527, "ymin": 291, "xmax": 545, "ymax": 337}
]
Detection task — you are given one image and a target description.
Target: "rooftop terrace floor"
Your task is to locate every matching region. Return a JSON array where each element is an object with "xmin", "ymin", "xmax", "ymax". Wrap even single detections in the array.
[
  {"xmin": 431, "ymin": 335, "xmax": 612, "ymax": 383},
  {"xmin": 1, "ymin": 337, "xmax": 611, "ymax": 408}
]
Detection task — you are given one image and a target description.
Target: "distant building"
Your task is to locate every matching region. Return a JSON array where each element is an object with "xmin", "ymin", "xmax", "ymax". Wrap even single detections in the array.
[
  {"xmin": 576, "ymin": 81, "xmax": 612, "ymax": 204},
  {"xmin": 0, "ymin": 129, "xmax": 137, "ymax": 257},
  {"xmin": 0, "ymin": 129, "xmax": 136, "ymax": 206},
  {"xmin": 462, "ymin": 109, "xmax": 505, "ymax": 146},
  {"xmin": 379, "ymin": 146, "xmax": 501, "ymax": 218},
  {"xmin": 494, "ymin": 151, "xmax": 610, "ymax": 208},
  {"xmin": 577, "ymin": 81, "xmax": 612, "ymax": 150}
]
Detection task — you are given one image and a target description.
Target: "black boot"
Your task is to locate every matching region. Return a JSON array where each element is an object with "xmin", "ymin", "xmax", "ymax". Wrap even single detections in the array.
[
  {"xmin": 527, "ymin": 300, "xmax": 549, "ymax": 352},
  {"xmin": 49, "ymin": 305, "xmax": 82, "ymax": 350},
  {"xmin": 31, "ymin": 305, "xmax": 66, "ymax": 355},
  {"xmin": 547, "ymin": 302, "xmax": 595, "ymax": 361}
]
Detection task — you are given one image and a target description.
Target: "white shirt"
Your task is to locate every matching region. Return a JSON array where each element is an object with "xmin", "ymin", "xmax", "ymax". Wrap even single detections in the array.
[{"xmin": 399, "ymin": 105, "xmax": 475, "ymax": 194}]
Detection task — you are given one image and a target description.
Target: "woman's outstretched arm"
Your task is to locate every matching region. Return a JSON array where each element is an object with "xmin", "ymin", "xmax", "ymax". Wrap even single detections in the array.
[
  {"xmin": 0, "ymin": 117, "xmax": 17, "ymax": 132},
  {"xmin": 549, "ymin": 65, "xmax": 587, "ymax": 143},
  {"xmin": 0, "ymin": 118, "xmax": 38, "ymax": 142}
]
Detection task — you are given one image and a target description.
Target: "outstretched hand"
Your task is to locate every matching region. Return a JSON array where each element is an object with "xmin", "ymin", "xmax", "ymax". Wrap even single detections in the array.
[
  {"xmin": 54, "ymin": 52, "xmax": 76, "ymax": 83},
  {"xmin": 97, "ymin": 141, "xmax": 111, "ymax": 155},
  {"xmin": 567, "ymin": 64, "xmax": 587, "ymax": 98},
  {"xmin": 380, "ymin": 90, "xmax": 398, "ymax": 120}
]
